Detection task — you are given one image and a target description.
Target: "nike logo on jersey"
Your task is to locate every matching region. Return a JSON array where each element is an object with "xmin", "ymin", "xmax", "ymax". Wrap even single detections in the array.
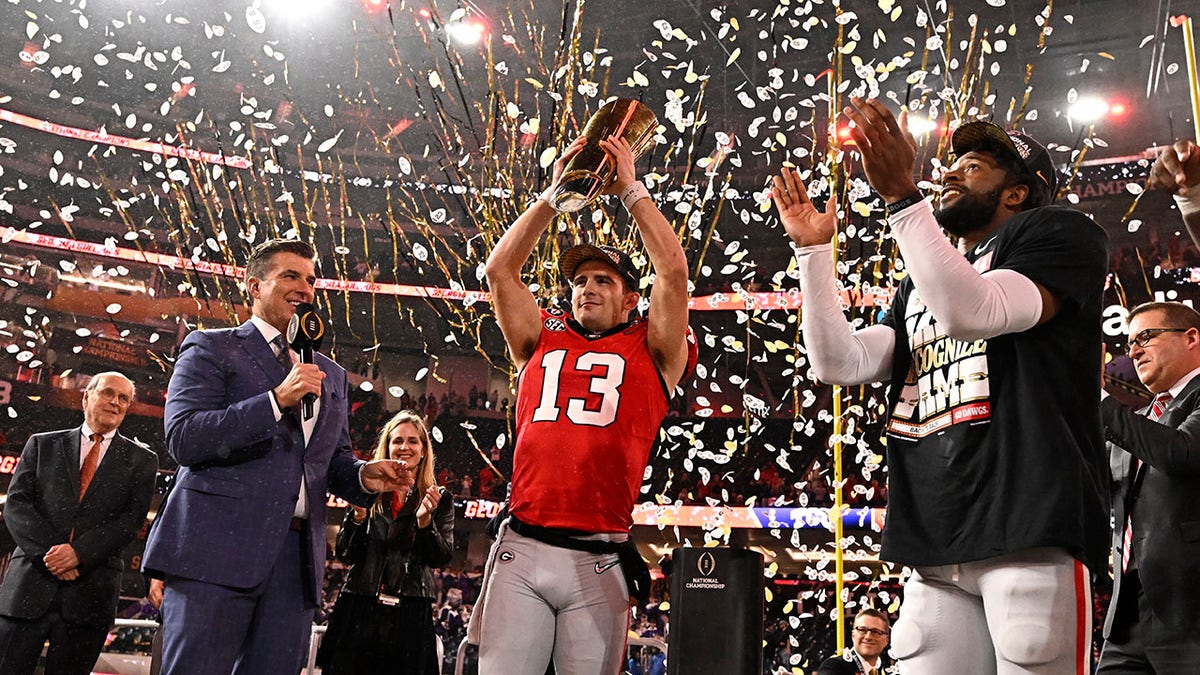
[{"xmin": 595, "ymin": 559, "xmax": 620, "ymax": 574}]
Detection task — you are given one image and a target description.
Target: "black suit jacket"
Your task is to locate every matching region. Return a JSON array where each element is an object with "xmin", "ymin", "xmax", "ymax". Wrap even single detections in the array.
[
  {"xmin": 0, "ymin": 427, "xmax": 158, "ymax": 624},
  {"xmin": 1101, "ymin": 376, "xmax": 1200, "ymax": 637},
  {"xmin": 816, "ymin": 651, "xmax": 890, "ymax": 675}
]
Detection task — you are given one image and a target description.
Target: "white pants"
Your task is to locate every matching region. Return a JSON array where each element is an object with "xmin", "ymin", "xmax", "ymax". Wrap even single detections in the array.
[
  {"xmin": 469, "ymin": 522, "xmax": 629, "ymax": 675},
  {"xmin": 893, "ymin": 547, "xmax": 1092, "ymax": 675}
]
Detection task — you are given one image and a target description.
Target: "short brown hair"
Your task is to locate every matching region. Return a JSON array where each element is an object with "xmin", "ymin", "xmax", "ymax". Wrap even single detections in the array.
[
  {"xmin": 854, "ymin": 608, "xmax": 891, "ymax": 629},
  {"xmin": 244, "ymin": 239, "xmax": 316, "ymax": 283},
  {"xmin": 1127, "ymin": 301, "xmax": 1200, "ymax": 331}
]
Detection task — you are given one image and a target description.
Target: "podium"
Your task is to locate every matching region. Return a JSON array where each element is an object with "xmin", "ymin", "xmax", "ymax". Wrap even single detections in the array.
[{"xmin": 666, "ymin": 547, "xmax": 763, "ymax": 675}]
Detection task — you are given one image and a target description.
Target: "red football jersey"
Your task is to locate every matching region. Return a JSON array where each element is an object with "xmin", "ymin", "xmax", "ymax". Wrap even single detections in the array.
[{"xmin": 508, "ymin": 308, "xmax": 695, "ymax": 533}]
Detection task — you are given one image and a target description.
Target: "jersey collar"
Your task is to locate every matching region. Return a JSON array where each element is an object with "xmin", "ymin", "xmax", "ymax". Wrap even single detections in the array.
[{"xmin": 567, "ymin": 316, "xmax": 633, "ymax": 340}]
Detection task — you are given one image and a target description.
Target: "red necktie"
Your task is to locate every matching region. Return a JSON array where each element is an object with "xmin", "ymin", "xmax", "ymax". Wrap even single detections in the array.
[
  {"xmin": 1121, "ymin": 392, "xmax": 1172, "ymax": 571},
  {"xmin": 79, "ymin": 433, "xmax": 102, "ymax": 501},
  {"xmin": 1148, "ymin": 392, "xmax": 1172, "ymax": 421}
]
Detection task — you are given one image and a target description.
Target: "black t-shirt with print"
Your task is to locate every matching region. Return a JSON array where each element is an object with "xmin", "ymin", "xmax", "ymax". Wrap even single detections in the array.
[{"xmin": 879, "ymin": 205, "xmax": 1111, "ymax": 571}]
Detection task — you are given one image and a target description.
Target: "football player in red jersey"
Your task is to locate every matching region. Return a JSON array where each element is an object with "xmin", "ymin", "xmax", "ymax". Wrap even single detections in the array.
[{"xmin": 469, "ymin": 134, "xmax": 692, "ymax": 674}]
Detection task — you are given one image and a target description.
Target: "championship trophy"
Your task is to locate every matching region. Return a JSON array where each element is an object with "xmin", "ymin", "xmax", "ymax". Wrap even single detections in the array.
[{"xmin": 549, "ymin": 99, "xmax": 659, "ymax": 213}]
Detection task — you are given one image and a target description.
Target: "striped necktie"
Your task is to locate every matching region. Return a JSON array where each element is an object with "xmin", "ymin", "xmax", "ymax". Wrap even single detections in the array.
[
  {"xmin": 272, "ymin": 334, "xmax": 292, "ymax": 369},
  {"xmin": 1121, "ymin": 391, "xmax": 1173, "ymax": 571}
]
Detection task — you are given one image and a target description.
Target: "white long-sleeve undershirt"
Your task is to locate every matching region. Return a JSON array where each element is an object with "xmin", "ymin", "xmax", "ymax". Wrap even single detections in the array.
[
  {"xmin": 795, "ymin": 244, "xmax": 895, "ymax": 386},
  {"xmin": 887, "ymin": 198, "xmax": 1044, "ymax": 342}
]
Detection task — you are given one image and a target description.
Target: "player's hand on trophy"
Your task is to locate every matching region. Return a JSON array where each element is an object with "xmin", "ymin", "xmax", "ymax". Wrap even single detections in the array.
[
  {"xmin": 551, "ymin": 136, "xmax": 588, "ymax": 188},
  {"xmin": 770, "ymin": 166, "xmax": 837, "ymax": 248},
  {"xmin": 599, "ymin": 135, "xmax": 638, "ymax": 195}
]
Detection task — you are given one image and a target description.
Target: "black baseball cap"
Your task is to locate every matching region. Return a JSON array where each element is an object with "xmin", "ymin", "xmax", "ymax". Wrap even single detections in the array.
[
  {"xmin": 951, "ymin": 120, "xmax": 1058, "ymax": 207},
  {"xmin": 559, "ymin": 243, "xmax": 639, "ymax": 291}
]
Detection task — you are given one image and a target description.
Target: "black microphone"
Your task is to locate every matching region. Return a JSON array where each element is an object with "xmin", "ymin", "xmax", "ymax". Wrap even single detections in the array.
[{"xmin": 287, "ymin": 302, "xmax": 326, "ymax": 421}]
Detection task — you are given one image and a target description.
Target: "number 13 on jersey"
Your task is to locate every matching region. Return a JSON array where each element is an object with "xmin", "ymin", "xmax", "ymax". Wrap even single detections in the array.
[{"xmin": 530, "ymin": 349, "xmax": 627, "ymax": 427}]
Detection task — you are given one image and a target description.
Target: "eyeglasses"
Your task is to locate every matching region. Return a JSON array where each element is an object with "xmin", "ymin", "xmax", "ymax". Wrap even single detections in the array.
[
  {"xmin": 852, "ymin": 626, "xmax": 889, "ymax": 637},
  {"xmin": 91, "ymin": 387, "xmax": 133, "ymax": 407},
  {"xmin": 1126, "ymin": 327, "xmax": 1190, "ymax": 354}
]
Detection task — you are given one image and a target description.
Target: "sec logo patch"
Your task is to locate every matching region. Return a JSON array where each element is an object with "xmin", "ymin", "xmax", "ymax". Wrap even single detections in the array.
[{"xmin": 545, "ymin": 318, "xmax": 566, "ymax": 332}]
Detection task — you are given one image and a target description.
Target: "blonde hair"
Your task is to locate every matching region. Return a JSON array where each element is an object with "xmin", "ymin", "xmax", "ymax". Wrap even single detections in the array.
[{"xmin": 372, "ymin": 410, "xmax": 437, "ymax": 511}]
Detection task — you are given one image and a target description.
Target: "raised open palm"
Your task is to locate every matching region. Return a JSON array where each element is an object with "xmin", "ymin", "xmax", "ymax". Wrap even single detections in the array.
[{"xmin": 770, "ymin": 167, "xmax": 836, "ymax": 248}]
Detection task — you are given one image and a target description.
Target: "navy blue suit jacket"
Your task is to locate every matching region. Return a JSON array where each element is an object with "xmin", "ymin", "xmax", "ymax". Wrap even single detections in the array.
[
  {"xmin": 0, "ymin": 428, "xmax": 157, "ymax": 624},
  {"xmin": 142, "ymin": 320, "xmax": 372, "ymax": 598}
]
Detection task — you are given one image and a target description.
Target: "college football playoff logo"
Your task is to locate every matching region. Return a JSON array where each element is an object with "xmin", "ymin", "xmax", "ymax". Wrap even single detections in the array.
[{"xmin": 697, "ymin": 551, "xmax": 716, "ymax": 576}]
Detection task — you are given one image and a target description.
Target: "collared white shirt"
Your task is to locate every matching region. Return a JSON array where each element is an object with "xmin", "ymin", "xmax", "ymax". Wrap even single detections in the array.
[
  {"xmin": 250, "ymin": 315, "xmax": 318, "ymax": 519},
  {"xmin": 1162, "ymin": 365, "xmax": 1200, "ymax": 401},
  {"xmin": 79, "ymin": 422, "xmax": 115, "ymax": 469}
]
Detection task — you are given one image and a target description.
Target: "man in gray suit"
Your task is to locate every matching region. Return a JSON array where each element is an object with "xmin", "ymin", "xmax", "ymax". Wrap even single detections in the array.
[
  {"xmin": 0, "ymin": 371, "xmax": 158, "ymax": 674},
  {"xmin": 1099, "ymin": 301, "xmax": 1200, "ymax": 672}
]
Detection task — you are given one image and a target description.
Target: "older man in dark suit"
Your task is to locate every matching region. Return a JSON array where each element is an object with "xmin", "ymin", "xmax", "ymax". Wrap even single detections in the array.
[
  {"xmin": 0, "ymin": 371, "xmax": 158, "ymax": 674},
  {"xmin": 142, "ymin": 239, "xmax": 412, "ymax": 675},
  {"xmin": 1099, "ymin": 301, "xmax": 1200, "ymax": 672}
]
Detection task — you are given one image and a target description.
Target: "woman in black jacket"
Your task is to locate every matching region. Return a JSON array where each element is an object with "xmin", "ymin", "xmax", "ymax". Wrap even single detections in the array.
[{"xmin": 317, "ymin": 410, "xmax": 454, "ymax": 674}]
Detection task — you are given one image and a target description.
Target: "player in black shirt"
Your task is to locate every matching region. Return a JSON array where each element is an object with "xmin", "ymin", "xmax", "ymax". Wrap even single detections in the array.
[{"xmin": 770, "ymin": 99, "xmax": 1109, "ymax": 674}]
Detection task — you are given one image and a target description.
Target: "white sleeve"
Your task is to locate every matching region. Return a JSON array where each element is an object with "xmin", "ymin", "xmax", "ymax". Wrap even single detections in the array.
[
  {"xmin": 796, "ymin": 244, "xmax": 895, "ymax": 385},
  {"xmin": 888, "ymin": 199, "xmax": 1044, "ymax": 341}
]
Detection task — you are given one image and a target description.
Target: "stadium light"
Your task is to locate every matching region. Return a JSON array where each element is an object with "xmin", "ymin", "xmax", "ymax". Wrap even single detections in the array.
[
  {"xmin": 1067, "ymin": 96, "xmax": 1111, "ymax": 124},
  {"xmin": 446, "ymin": 18, "xmax": 487, "ymax": 46}
]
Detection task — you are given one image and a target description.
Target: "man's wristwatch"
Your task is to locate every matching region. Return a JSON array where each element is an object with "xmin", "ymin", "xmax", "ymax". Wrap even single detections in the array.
[{"xmin": 885, "ymin": 191, "xmax": 925, "ymax": 215}]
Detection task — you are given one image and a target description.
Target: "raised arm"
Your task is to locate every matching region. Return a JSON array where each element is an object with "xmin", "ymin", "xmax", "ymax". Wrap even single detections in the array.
[
  {"xmin": 600, "ymin": 136, "xmax": 691, "ymax": 391},
  {"xmin": 1102, "ymin": 396, "xmax": 1200, "ymax": 476},
  {"xmin": 484, "ymin": 137, "xmax": 587, "ymax": 369},
  {"xmin": 771, "ymin": 167, "xmax": 895, "ymax": 384},
  {"xmin": 842, "ymin": 97, "xmax": 1055, "ymax": 340},
  {"xmin": 1147, "ymin": 139, "xmax": 1200, "ymax": 249}
]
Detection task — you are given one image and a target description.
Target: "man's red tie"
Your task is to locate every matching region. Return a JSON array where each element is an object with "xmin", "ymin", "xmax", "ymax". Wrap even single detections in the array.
[
  {"xmin": 80, "ymin": 433, "xmax": 102, "ymax": 500},
  {"xmin": 1148, "ymin": 392, "xmax": 1172, "ymax": 421},
  {"xmin": 1121, "ymin": 392, "xmax": 1173, "ymax": 572}
]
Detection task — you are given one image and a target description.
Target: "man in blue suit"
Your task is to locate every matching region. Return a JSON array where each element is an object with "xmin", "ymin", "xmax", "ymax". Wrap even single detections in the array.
[{"xmin": 142, "ymin": 239, "xmax": 412, "ymax": 675}]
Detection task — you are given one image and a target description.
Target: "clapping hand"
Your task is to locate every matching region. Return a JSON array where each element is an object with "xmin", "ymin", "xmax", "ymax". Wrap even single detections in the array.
[
  {"xmin": 415, "ymin": 486, "xmax": 444, "ymax": 529},
  {"xmin": 770, "ymin": 167, "xmax": 837, "ymax": 248},
  {"xmin": 842, "ymin": 97, "xmax": 920, "ymax": 203}
]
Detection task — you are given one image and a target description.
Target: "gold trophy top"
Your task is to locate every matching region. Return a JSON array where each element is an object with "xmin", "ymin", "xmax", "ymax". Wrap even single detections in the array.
[{"xmin": 550, "ymin": 99, "xmax": 659, "ymax": 213}]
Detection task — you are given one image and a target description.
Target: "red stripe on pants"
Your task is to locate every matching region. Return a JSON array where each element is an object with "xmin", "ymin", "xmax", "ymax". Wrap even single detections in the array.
[{"xmin": 1074, "ymin": 560, "xmax": 1087, "ymax": 675}]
